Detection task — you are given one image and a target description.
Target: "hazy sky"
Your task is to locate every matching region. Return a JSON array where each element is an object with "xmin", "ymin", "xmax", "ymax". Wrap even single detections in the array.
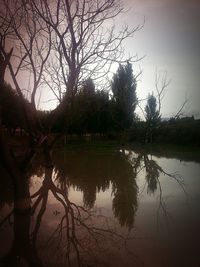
[
  {"xmin": 4, "ymin": 0, "xmax": 200, "ymax": 118},
  {"xmin": 121, "ymin": 0, "xmax": 200, "ymax": 118}
]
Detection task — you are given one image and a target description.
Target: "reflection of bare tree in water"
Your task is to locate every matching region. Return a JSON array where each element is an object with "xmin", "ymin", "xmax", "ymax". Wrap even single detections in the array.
[
  {"xmin": 0, "ymin": 150, "xmax": 136, "ymax": 267},
  {"xmin": 0, "ymin": 148, "xmax": 186, "ymax": 266},
  {"xmin": 0, "ymin": 163, "xmax": 44, "ymax": 267},
  {"xmin": 129, "ymin": 150, "xmax": 185, "ymax": 224}
]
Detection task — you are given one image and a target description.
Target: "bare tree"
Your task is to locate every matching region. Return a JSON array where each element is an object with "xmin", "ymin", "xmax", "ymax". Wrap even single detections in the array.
[
  {"xmin": 1, "ymin": 0, "xmax": 52, "ymax": 110},
  {"xmin": 32, "ymin": 0, "xmax": 142, "ymax": 108},
  {"xmin": 173, "ymin": 94, "xmax": 190, "ymax": 119},
  {"xmin": 138, "ymin": 69, "xmax": 171, "ymax": 143},
  {"xmin": 0, "ymin": 0, "xmax": 14, "ymax": 85},
  {"xmin": 0, "ymin": 0, "xmax": 142, "ymax": 224},
  {"xmin": 0, "ymin": 157, "xmax": 134, "ymax": 267},
  {"xmin": 1, "ymin": 0, "xmax": 142, "ymax": 130},
  {"xmin": 127, "ymin": 150, "xmax": 186, "ymax": 228},
  {"xmin": 154, "ymin": 69, "xmax": 171, "ymax": 116},
  {"xmin": 154, "ymin": 69, "xmax": 190, "ymax": 120}
]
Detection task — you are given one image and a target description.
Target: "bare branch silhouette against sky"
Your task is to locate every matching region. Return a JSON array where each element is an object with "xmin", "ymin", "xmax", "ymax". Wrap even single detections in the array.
[
  {"xmin": 122, "ymin": 0, "xmax": 200, "ymax": 118},
  {"xmin": 2, "ymin": 0, "xmax": 200, "ymax": 118}
]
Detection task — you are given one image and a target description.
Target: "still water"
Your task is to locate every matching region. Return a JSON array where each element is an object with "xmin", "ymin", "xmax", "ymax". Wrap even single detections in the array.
[{"xmin": 0, "ymin": 146, "xmax": 200, "ymax": 267}]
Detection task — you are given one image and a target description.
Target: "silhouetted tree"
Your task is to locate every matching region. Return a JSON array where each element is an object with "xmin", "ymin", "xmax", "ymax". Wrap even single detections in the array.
[
  {"xmin": 111, "ymin": 62, "xmax": 137, "ymax": 130},
  {"xmin": 81, "ymin": 78, "xmax": 95, "ymax": 96},
  {"xmin": 0, "ymin": 83, "xmax": 33, "ymax": 133},
  {"xmin": 0, "ymin": 1, "xmax": 141, "ymax": 239},
  {"xmin": 66, "ymin": 78, "xmax": 110, "ymax": 135},
  {"xmin": 145, "ymin": 94, "xmax": 161, "ymax": 143},
  {"xmin": 0, "ymin": 0, "xmax": 140, "ymax": 130},
  {"xmin": 95, "ymin": 90, "xmax": 110, "ymax": 134}
]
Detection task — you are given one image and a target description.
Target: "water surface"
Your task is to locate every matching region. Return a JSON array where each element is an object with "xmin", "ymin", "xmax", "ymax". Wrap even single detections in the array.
[{"xmin": 0, "ymin": 147, "xmax": 200, "ymax": 266}]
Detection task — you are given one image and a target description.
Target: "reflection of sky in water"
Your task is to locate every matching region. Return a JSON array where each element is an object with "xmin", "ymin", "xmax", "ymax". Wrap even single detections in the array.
[
  {"xmin": 1, "ymin": 150, "xmax": 200, "ymax": 266},
  {"xmin": 30, "ymin": 152, "xmax": 200, "ymax": 235}
]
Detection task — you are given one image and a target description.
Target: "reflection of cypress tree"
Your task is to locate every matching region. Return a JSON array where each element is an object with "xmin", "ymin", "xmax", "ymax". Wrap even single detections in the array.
[
  {"xmin": 112, "ymin": 172, "xmax": 138, "ymax": 231},
  {"xmin": 52, "ymin": 151, "xmax": 116, "ymax": 206},
  {"xmin": 144, "ymin": 155, "xmax": 159, "ymax": 194},
  {"xmin": 52, "ymin": 149, "xmax": 138, "ymax": 228},
  {"xmin": 146, "ymin": 168, "xmax": 158, "ymax": 194},
  {"xmin": 129, "ymin": 151, "xmax": 160, "ymax": 195},
  {"xmin": 83, "ymin": 184, "xmax": 97, "ymax": 208},
  {"xmin": 20, "ymin": 149, "xmax": 139, "ymax": 230}
]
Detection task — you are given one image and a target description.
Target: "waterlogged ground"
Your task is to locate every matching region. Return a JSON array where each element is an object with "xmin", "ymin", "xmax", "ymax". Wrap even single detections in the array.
[{"xmin": 0, "ymin": 145, "xmax": 200, "ymax": 267}]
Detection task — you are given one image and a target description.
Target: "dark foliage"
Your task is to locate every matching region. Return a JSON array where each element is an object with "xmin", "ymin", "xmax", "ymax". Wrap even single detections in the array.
[
  {"xmin": 111, "ymin": 62, "xmax": 137, "ymax": 130},
  {"xmin": 130, "ymin": 117, "xmax": 200, "ymax": 145},
  {"xmin": 0, "ymin": 82, "xmax": 27, "ymax": 132},
  {"xmin": 144, "ymin": 94, "xmax": 161, "ymax": 143}
]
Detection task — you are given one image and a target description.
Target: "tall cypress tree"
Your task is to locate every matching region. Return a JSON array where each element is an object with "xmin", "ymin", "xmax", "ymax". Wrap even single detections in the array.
[
  {"xmin": 111, "ymin": 62, "xmax": 137, "ymax": 130},
  {"xmin": 145, "ymin": 94, "xmax": 161, "ymax": 142},
  {"xmin": 145, "ymin": 94, "xmax": 161, "ymax": 127}
]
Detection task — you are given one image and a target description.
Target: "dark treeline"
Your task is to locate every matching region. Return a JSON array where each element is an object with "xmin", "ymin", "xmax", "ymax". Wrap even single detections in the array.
[
  {"xmin": 1, "ymin": 62, "xmax": 137, "ymax": 137},
  {"xmin": 52, "ymin": 62, "xmax": 137, "ymax": 135},
  {"xmin": 1, "ymin": 63, "xmax": 199, "ymax": 146},
  {"xmin": 130, "ymin": 117, "xmax": 200, "ymax": 145}
]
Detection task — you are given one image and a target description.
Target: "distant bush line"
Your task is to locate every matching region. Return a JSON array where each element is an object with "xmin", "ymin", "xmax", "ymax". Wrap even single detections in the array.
[
  {"xmin": 4, "ymin": 117, "xmax": 200, "ymax": 147},
  {"xmin": 129, "ymin": 117, "xmax": 200, "ymax": 145}
]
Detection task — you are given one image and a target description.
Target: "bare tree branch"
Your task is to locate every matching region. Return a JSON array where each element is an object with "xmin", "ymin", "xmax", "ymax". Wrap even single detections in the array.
[{"xmin": 155, "ymin": 68, "xmax": 171, "ymax": 116}]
